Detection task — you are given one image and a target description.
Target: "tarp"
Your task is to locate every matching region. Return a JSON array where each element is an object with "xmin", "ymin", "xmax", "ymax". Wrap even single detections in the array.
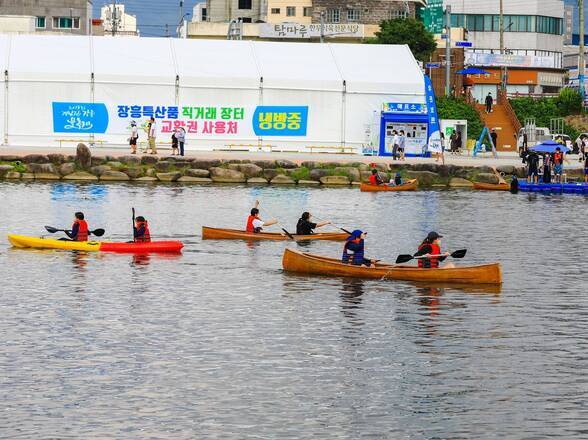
[{"xmin": 529, "ymin": 140, "xmax": 571, "ymax": 153}]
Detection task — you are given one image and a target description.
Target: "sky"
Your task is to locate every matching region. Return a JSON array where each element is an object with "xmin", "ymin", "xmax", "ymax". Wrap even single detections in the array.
[
  {"xmin": 564, "ymin": 0, "xmax": 588, "ymax": 34},
  {"xmin": 93, "ymin": 0, "xmax": 203, "ymax": 37}
]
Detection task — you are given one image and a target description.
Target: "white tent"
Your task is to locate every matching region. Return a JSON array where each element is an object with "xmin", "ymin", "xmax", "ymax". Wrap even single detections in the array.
[{"xmin": 0, "ymin": 34, "xmax": 426, "ymax": 152}]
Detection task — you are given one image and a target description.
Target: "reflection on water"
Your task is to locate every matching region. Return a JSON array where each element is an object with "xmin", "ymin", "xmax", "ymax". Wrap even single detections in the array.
[{"xmin": 0, "ymin": 182, "xmax": 586, "ymax": 438}]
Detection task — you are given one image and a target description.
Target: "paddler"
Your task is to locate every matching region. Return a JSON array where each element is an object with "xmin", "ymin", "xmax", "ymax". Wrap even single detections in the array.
[
  {"xmin": 134, "ymin": 216, "xmax": 151, "ymax": 242},
  {"xmin": 246, "ymin": 200, "xmax": 278, "ymax": 233},
  {"xmin": 296, "ymin": 212, "xmax": 331, "ymax": 235},
  {"xmin": 64, "ymin": 212, "xmax": 89, "ymax": 242},
  {"xmin": 369, "ymin": 169, "xmax": 383, "ymax": 185},
  {"xmin": 342, "ymin": 229, "xmax": 374, "ymax": 267},
  {"xmin": 393, "ymin": 172, "xmax": 402, "ymax": 186},
  {"xmin": 414, "ymin": 231, "xmax": 454, "ymax": 269}
]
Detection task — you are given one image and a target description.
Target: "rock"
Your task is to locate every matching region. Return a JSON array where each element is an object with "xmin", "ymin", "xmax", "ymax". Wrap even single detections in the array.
[
  {"xmin": 90, "ymin": 157, "xmax": 106, "ymax": 166},
  {"xmin": 0, "ymin": 164, "xmax": 14, "ymax": 177},
  {"xmin": 209, "ymin": 167, "xmax": 246, "ymax": 183},
  {"xmin": 309, "ymin": 169, "xmax": 329, "ymax": 181},
  {"xmin": 275, "ymin": 159, "xmax": 297, "ymax": 169},
  {"xmin": 118, "ymin": 155, "xmax": 142, "ymax": 165},
  {"xmin": 141, "ymin": 155, "xmax": 159, "ymax": 165},
  {"xmin": 476, "ymin": 173, "xmax": 499, "ymax": 184},
  {"xmin": 21, "ymin": 173, "xmax": 35, "ymax": 180},
  {"xmin": 253, "ymin": 160, "xmax": 276, "ymax": 169},
  {"xmin": 192, "ymin": 159, "xmax": 222, "ymax": 169},
  {"xmin": 229, "ymin": 163, "xmax": 263, "ymax": 178},
  {"xmin": 371, "ymin": 163, "xmax": 389, "ymax": 172},
  {"xmin": 357, "ymin": 163, "xmax": 370, "ymax": 171},
  {"xmin": 23, "ymin": 154, "xmax": 49, "ymax": 164},
  {"xmin": 63, "ymin": 171, "xmax": 98, "ymax": 181},
  {"xmin": 156, "ymin": 172, "xmax": 182, "ymax": 182},
  {"xmin": 515, "ymin": 167, "xmax": 527, "ymax": 178},
  {"xmin": 5, "ymin": 171, "xmax": 21, "ymax": 179},
  {"xmin": 496, "ymin": 165, "xmax": 516, "ymax": 175},
  {"xmin": 106, "ymin": 161, "xmax": 123, "ymax": 169},
  {"xmin": 90, "ymin": 165, "xmax": 111, "ymax": 176},
  {"xmin": 34, "ymin": 173, "xmax": 61, "ymax": 180},
  {"xmin": 477, "ymin": 166, "xmax": 495, "ymax": 174},
  {"xmin": 270, "ymin": 174, "xmax": 296, "ymax": 184},
  {"xmin": 451, "ymin": 166, "xmax": 472, "ymax": 179},
  {"xmin": 58, "ymin": 163, "xmax": 76, "ymax": 176},
  {"xmin": 104, "ymin": 155, "xmax": 117, "ymax": 162},
  {"xmin": 177, "ymin": 176, "xmax": 213, "ymax": 183},
  {"xmin": 75, "ymin": 144, "xmax": 92, "ymax": 169},
  {"xmin": 155, "ymin": 161, "xmax": 172, "ymax": 172},
  {"xmin": 413, "ymin": 163, "xmax": 440, "ymax": 173},
  {"xmin": 247, "ymin": 177, "xmax": 269, "ymax": 184},
  {"xmin": 320, "ymin": 175, "xmax": 350, "ymax": 185},
  {"xmin": 301, "ymin": 161, "xmax": 320, "ymax": 169},
  {"xmin": 100, "ymin": 170, "xmax": 130, "ymax": 181},
  {"xmin": 172, "ymin": 161, "xmax": 190, "ymax": 169},
  {"xmin": 298, "ymin": 180, "xmax": 320, "ymax": 186},
  {"xmin": 334, "ymin": 167, "xmax": 360, "ymax": 182},
  {"xmin": 27, "ymin": 163, "xmax": 56, "ymax": 174},
  {"xmin": 449, "ymin": 177, "xmax": 474, "ymax": 188},
  {"xmin": 0, "ymin": 155, "xmax": 20, "ymax": 162},
  {"xmin": 263, "ymin": 169, "xmax": 280, "ymax": 180},
  {"xmin": 124, "ymin": 167, "xmax": 143, "ymax": 179},
  {"xmin": 405, "ymin": 171, "xmax": 441, "ymax": 186},
  {"xmin": 185, "ymin": 168, "xmax": 210, "ymax": 178},
  {"xmin": 47, "ymin": 154, "xmax": 66, "ymax": 164},
  {"xmin": 145, "ymin": 168, "xmax": 157, "ymax": 177},
  {"xmin": 134, "ymin": 176, "xmax": 158, "ymax": 182}
]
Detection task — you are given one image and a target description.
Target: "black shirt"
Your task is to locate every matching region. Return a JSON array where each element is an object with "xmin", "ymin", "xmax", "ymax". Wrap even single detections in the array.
[{"xmin": 296, "ymin": 218, "xmax": 317, "ymax": 235}]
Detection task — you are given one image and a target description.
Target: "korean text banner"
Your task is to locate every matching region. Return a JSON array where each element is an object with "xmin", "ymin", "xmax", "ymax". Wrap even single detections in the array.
[
  {"xmin": 424, "ymin": 75, "xmax": 442, "ymax": 154},
  {"xmin": 52, "ymin": 102, "xmax": 109, "ymax": 133},
  {"xmin": 252, "ymin": 106, "xmax": 309, "ymax": 137}
]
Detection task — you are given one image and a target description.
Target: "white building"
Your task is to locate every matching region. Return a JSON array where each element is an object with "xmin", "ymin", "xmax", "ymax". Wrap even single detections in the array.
[
  {"xmin": 192, "ymin": 3, "xmax": 207, "ymax": 22},
  {"xmin": 0, "ymin": 15, "xmax": 36, "ymax": 34},
  {"xmin": 100, "ymin": 4, "xmax": 138, "ymax": 36}
]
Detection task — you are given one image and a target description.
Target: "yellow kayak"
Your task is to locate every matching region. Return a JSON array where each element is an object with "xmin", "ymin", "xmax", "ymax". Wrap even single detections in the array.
[{"xmin": 8, "ymin": 234, "xmax": 102, "ymax": 252}]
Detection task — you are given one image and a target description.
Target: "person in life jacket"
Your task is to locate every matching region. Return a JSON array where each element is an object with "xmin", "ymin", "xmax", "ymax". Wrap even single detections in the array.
[
  {"xmin": 134, "ymin": 216, "xmax": 151, "ymax": 243},
  {"xmin": 552, "ymin": 146, "xmax": 565, "ymax": 183},
  {"xmin": 246, "ymin": 200, "xmax": 278, "ymax": 233},
  {"xmin": 65, "ymin": 212, "xmax": 89, "ymax": 241},
  {"xmin": 369, "ymin": 169, "xmax": 383, "ymax": 185},
  {"xmin": 341, "ymin": 229, "xmax": 374, "ymax": 267},
  {"xmin": 393, "ymin": 172, "xmax": 402, "ymax": 186},
  {"xmin": 414, "ymin": 231, "xmax": 451, "ymax": 269}
]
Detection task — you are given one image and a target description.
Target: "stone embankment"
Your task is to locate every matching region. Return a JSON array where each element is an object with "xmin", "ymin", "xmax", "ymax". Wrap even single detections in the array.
[{"xmin": 1, "ymin": 143, "xmax": 583, "ymax": 187}]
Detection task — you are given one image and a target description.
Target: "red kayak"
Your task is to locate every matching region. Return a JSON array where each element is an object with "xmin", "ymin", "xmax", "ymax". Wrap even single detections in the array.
[{"xmin": 99, "ymin": 241, "xmax": 184, "ymax": 253}]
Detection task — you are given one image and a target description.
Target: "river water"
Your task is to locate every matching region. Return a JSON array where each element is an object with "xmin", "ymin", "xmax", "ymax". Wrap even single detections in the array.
[{"xmin": 0, "ymin": 181, "xmax": 586, "ymax": 439}]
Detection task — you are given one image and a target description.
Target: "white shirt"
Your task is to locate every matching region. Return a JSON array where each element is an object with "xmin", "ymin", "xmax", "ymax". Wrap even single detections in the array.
[
  {"xmin": 252, "ymin": 219, "xmax": 264, "ymax": 229},
  {"xmin": 393, "ymin": 134, "xmax": 399, "ymax": 146},
  {"xmin": 131, "ymin": 126, "xmax": 138, "ymax": 138},
  {"xmin": 149, "ymin": 121, "xmax": 157, "ymax": 138}
]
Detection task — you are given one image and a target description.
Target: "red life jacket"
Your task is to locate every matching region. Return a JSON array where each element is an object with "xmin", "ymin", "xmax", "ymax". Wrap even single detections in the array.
[
  {"xmin": 418, "ymin": 242, "xmax": 441, "ymax": 268},
  {"xmin": 73, "ymin": 219, "xmax": 89, "ymax": 241},
  {"xmin": 135, "ymin": 221, "xmax": 151, "ymax": 243},
  {"xmin": 369, "ymin": 174, "xmax": 378, "ymax": 185},
  {"xmin": 246, "ymin": 215, "xmax": 261, "ymax": 233},
  {"xmin": 553, "ymin": 151, "xmax": 563, "ymax": 165}
]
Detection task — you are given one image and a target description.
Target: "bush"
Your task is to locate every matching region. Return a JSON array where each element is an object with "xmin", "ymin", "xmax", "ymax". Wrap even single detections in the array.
[
  {"xmin": 558, "ymin": 88, "xmax": 582, "ymax": 116},
  {"xmin": 436, "ymin": 97, "xmax": 484, "ymax": 140},
  {"xmin": 289, "ymin": 167, "xmax": 310, "ymax": 182}
]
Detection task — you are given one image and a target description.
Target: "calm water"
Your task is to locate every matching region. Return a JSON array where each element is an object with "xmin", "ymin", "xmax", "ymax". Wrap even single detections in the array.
[{"xmin": 0, "ymin": 181, "xmax": 586, "ymax": 439}]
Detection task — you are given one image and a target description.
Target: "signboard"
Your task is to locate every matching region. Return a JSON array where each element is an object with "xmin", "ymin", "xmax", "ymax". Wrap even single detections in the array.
[
  {"xmin": 464, "ymin": 51, "xmax": 556, "ymax": 69},
  {"xmin": 259, "ymin": 23, "xmax": 364, "ymax": 39},
  {"xmin": 455, "ymin": 41, "xmax": 473, "ymax": 48},
  {"xmin": 424, "ymin": 75, "xmax": 442, "ymax": 154},
  {"xmin": 423, "ymin": 0, "xmax": 444, "ymax": 34},
  {"xmin": 52, "ymin": 102, "xmax": 109, "ymax": 133},
  {"xmin": 426, "ymin": 63, "xmax": 441, "ymax": 69},
  {"xmin": 252, "ymin": 106, "xmax": 308, "ymax": 136},
  {"xmin": 382, "ymin": 103, "xmax": 427, "ymax": 114}
]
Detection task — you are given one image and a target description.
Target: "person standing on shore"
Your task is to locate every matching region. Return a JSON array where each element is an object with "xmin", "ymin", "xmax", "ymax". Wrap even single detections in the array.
[
  {"xmin": 148, "ymin": 117, "xmax": 157, "ymax": 155},
  {"xmin": 398, "ymin": 130, "xmax": 406, "ymax": 161},
  {"xmin": 171, "ymin": 129, "xmax": 179, "ymax": 156},
  {"xmin": 176, "ymin": 127, "xmax": 186, "ymax": 156},
  {"xmin": 436, "ymin": 132, "xmax": 446, "ymax": 164},
  {"xmin": 542, "ymin": 153, "xmax": 552, "ymax": 183},
  {"xmin": 552, "ymin": 147, "xmax": 564, "ymax": 183},
  {"xmin": 490, "ymin": 129, "xmax": 498, "ymax": 151},
  {"xmin": 527, "ymin": 150, "xmax": 539, "ymax": 183},
  {"xmin": 485, "ymin": 93, "xmax": 493, "ymax": 113},
  {"xmin": 392, "ymin": 130, "xmax": 399, "ymax": 160},
  {"xmin": 129, "ymin": 120, "xmax": 139, "ymax": 154}
]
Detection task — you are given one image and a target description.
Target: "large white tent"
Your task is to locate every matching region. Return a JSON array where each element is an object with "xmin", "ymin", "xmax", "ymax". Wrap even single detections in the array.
[{"xmin": 0, "ymin": 34, "xmax": 427, "ymax": 152}]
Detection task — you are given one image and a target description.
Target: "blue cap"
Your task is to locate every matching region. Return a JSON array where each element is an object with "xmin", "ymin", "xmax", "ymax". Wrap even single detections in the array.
[{"xmin": 347, "ymin": 229, "xmax": 363, "ymax": 241}]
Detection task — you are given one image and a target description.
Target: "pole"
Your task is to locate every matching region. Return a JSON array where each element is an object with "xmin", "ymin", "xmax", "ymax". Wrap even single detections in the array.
[
  {"xmin": 580, "ymin": 0, "xmax": 585, "ymax": 101},
  {"xmin": 445, "ymin": 5, "xmax": 451, "ymax": 96},
  {"xmin": 178, "ymin": 0, "xmax": 184, "ymax": 38},
  {"xmin": 320, "ymin": 11, "xmax": 325, "ymax": 43},
  {"xmin": 499, "ymin": 0, "xmax": 505, "ymax": 92},
  {"xmin": 111, "ymin": 0, "xmax": 117, "ymax": 36}
]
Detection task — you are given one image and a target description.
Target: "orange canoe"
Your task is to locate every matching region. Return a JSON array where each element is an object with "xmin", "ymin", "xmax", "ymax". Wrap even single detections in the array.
[
  {"xmin": 282, "ymin": 248, "xmax": 502, "ymax": 285},
  {"xmin": 202, "ymin": 226, "xmax": 348, "ymax": 241},
  {"xmin": 360, "ymin": 179, "xmax": 418, "ymax": 192},
  {"xmin": 473, "ymin": 182, "xmax": 510, "ymax": 191}
]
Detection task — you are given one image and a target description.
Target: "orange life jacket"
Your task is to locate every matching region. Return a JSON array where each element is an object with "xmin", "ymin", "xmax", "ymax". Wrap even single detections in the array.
[
  {"xmin": 418, "ymin": 242, "xmax": 441, "ymax": 268},
  {"xmin": 246, "ymin": 215, "xmax": 261, "ymax": 233},
  {"xmin": 553, "ymin": 151, "xmax": 563, "ymax": 165},
  {"xmin": 73, "ymin": 219, "xmax": 89, "ymax": 241},
  {"xmin": 135, "ymin": 221, "xmax": 151, "ymax": 243}
]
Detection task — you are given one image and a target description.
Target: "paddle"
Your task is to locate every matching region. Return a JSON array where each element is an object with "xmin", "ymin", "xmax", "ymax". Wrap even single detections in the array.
[
  {"xmin": 44, "ymin": 226, "xmax": 105, "ymax": 237},
  {"xmin": 395, "ymin": 249, "xmax": 467, "ymax": 264},
  {"xmin": 259, "ymin": 206, "xmax": 296, "ymax": 241},
  {"xmin": 312, "ymin": 215, "xmax": 352, "ymax": 235},
  {"xmin": 132, "ymin": 207, "xmax": 136, "ymax": 241}
]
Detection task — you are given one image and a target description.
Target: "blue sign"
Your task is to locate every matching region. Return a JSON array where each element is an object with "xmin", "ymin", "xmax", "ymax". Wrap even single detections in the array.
[
  {"xmin": 426, "ymin": 63, "xmax": 441, "ymax": 69},
  {"xmin": 383, "ymin": 103, "xmax": 427, "ymax": 114},
  {"xmin": 424, "ymin": 75, "xmax": 442, "ymax": 154},
  {"xmin": 52, "ymin": 102, "xmax": 109, "ymax": 133},
  {"xmin": 252, "ymin": 106, "xmax": 308, "ymax": 136},
  {"xmin": 456, "ymin": 41, "xmax": 473, "ymax": 47}
]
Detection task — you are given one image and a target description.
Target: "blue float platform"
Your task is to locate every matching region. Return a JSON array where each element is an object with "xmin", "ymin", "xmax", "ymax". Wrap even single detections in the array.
[{"xmin": 518, "ymin": 181, "xmax": 588, "ymax": 195}]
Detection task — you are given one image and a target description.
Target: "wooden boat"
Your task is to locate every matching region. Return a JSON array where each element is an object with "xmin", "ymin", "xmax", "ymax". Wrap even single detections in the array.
[
  {"xmin": 473, "ymin": 182, "xmax": 510, "ymax": 191},
  {"xmin": 360, "ymin": 179, "xmax": 418, "ymax": 192},
  {"xmin": 282, "ymin": 248, "xmax": 502, "ymax": 285},
  {"xmin": 202, "ymin": 226, "xmax": 348, "ymax": 241}
]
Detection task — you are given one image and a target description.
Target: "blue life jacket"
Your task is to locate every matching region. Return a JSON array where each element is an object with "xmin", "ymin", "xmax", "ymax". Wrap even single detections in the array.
[{"xmin": 342, "ymin": 239, "xmax": 365, "ymax": 265}]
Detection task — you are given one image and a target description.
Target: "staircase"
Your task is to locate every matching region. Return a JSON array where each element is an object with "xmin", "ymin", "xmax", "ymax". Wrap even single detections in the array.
[{"xmin": 475, "ymin": 90, "xmax": 521, "ymax": 152}]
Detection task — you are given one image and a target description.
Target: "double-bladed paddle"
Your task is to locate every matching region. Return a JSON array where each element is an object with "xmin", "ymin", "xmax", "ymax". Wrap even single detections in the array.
[
  {"xmin": 395, "ymin": 249, "xmax": 467, "ymax": 264},
  {"xmin": 44, "ymin": 226, "xmax": 105, "ymax": 237}
]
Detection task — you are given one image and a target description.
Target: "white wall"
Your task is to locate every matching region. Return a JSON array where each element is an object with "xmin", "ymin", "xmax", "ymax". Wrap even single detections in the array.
[{"xmin": 0, "ymin": 16, "xmax": 36, "ymax": 34}]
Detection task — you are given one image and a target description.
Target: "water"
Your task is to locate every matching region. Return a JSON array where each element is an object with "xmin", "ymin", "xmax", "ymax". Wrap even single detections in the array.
[{"xmin": 0, "ymin": 181, "xmax": 586, "ymax": 439}]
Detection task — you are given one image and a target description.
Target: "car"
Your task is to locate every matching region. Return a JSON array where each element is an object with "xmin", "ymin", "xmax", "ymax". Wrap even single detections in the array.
[{"xmin": 517, "ymin": 127, "xmax": 551, "ymax": 149}]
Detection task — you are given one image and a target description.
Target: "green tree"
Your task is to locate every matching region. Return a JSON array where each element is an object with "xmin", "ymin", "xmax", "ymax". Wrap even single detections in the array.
[
  {"xmin": 436, "ymin": 97, "xmax": 483, "ymax": 140},
  {"xmin": 557, "ymin": 88, "xmax": 582, "ymax": 116},
  {"xmin": 369, "ymin": 18, "xmax": 437, "ymax": 62}
]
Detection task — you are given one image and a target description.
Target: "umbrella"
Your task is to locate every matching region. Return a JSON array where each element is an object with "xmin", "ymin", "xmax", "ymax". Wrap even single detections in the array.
[
  {"xmin": 456, "ymin": 67, "xmax": 490, "ymax": 75},
  {"xmin": 529, "ymin": 140, "xmax": 571, "ymax": 154}
]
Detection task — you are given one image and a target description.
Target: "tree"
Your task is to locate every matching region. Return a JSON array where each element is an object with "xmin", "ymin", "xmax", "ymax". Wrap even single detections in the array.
[{"xmin": 369, "ymin": 18, "xmax": 437, "ymax": 62}]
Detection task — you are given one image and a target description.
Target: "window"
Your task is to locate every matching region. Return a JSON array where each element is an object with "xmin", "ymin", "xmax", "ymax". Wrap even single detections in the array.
[
  {"xmin": 271, "ymin": 8, "xmax": 280, "ymax": 14},
  {"xmin": 286, "ymin": 6, "xmax": 296, "ymax": 17},
  {"xmin": 202, "ymin": 7, "xmax": 207, "ymax": 21},
  {"xmin": 347, "ymin": 9, "xmax": 360, "ymax": 22},
  {"xmin": 453, "ymin": 14, "xmax": 561, "ymax": 35},
  {"xmin": 53, "ymin": 16, "xmax": 80, "ymax": 29},
  {"xmin": 326, "ymin": 8, "xmax": 340, "ymax": 23},
  {"xmin": 36, "ymin": 16, "xmax": 46, "ymax": 28},
  {"xmin": 303, "ymin": 7, "xmax": 312, "ymax": 17},
  {"xmin": 240, "ymin": 17, "xmax": 252, "ymax": 23},
  {"xmin": 389, "ymin": 9, "xmax": 407, "ymax": 20},
  {"xmin": 238, "ymin": 0, "xmax": 252, "ymax": 10}
]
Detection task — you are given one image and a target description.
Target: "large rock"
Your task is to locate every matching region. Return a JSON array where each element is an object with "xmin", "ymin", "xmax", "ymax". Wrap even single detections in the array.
[
  {"xmin": 58, "ymin": 163, "xmax": 76, "ymax": 176},
  {"xmin": 476, "ymin": 173, "xmax": 499, "ymax": 184},
  {"xmin": 155, "ymin": 161, "xmax": 172, "ymax": 172},
  {"xmin": 229, "ymin": 163, "xmax": 263, "ymax": 178},
  {"xmin": 0, "ymin": 164, "xmax": 14, "ymax": 178},
  {"xmin": 298, "ymin": 179, "xmax": 321, "ymax": 186},
  {"xmin": 263, "ymin": 168, "xmax": 280, "ymax": 180},
  {"xmin": 275, "ymin": 159, "xmax": 297, "ymax": 169},
  {"xmin": 0, "ymin": 155, "xmax": 21, "ymax": 162},
  {"xmin": 247, "ymin": 177, "xmax": 268, "ymax": 184},
  {"xmin": 156, "ymin": 172, "xmax": 182, "ymax": 182},
  {"xmin": 63, "ymin": 171, "xmax": 98, "ymax": 181},
  {"xmin": 371, "ymin": 163, "xmax": 389, "ymax": 172},
  {"xmin": 192, "ymin": 159, "xmax": 222, "ymax": 169},
  {"xmin": 145, "ymin": 168, "xmax": 157, "ymax": 177},
  {"xmin": 185, "ymin": 168, "xmax": 210, "ymax": 178},
  {"xmin": 47, "ymin": 153, "xmax": 66, "ymax": 164},
  {"xmin": 270, "ymin": 174, "xmax": 296, "ymax": 184},
  {"xmin": 320, "ymin": 175, "xmax": 350, "ymax": 185},
  {"xmin": 100, "ymin": 170, "xmax": 130, "ymax": 181},
  {"xmin": 21, "ymin": 173, "xmax": 35, "ymax": 180},
  {"xmin": 90, "ymin": 165, "xmax": 111, "ymax": 176},
  {"xmin": 412, "ymin": 163, "xmax": 440, "ymax": 173},
  {"xmin": 4, "ymin": 171, "xmax": 21, "ymax": 179},
  {"xmin": 449, "ymin": 177, "xmax": 474, "ymax": 188},
  {"xmin": 405, "ymin": 170, "xmax": 441, "ymax": 186},
  {"xmin": 496, "ymin": 165, "xmax": 516, "ymax": 175},
  {"xmin": 309, "ymin": 169, "xmax": 329, "ymax": 181},
  {"xmin": 334, "ymin": 167, "xmax": 360, "ymax": 182},
  {"xmin": 118, "ymin": 155, "xmax": 142, "ymax": 165},
  {"xmin": 141, "ymin": 155, "xmax": 159, "ymax": 165},
  {"xmin": 253, "ymin": 160, "xmax": 276, "ymax": 169},
  {"xmin": 124, "ymin": 167, "xmax": 143, "ymax": 179},
  {"xmin": 209, "ymin": 167, "xmax": 246, "ymax": 183},
  {"xmin": 23, "ymin": 154, "xmax": 49, "ymax": 164},
  {"xmin": 75, "ymin": 144, "xmax": 92, "ymax": 169},
  {"xmin": 27, "ymin": 163, "xmax": 57, "ymax": 174},
  {"xmin": 177, "ymin": 176, "xmax": 213, "ymax": 183},
  {"xmin": 34, "ymin": 173, "xmax": 61, "ymax": 180},
  {"xmin": 301, "ymin": 161, "xmax": 320, "ymax": 169},
  {"xmin": 357, "ymin": 163, "xmax": 370, "ymax": 171},
  {"xmin": 134, "ymin": 176, "xmax": 158, "ymax": 182},
  {"xmin": 106, "ymin": 161, "xmax": 123, "ymax": 169},
  {"xmin": 90, "ymin": 157, "xmax": 106, "ymax": 166},
  {"xmin": 515, "ymin": 167, "xmax": 527, "ymax": 178}
]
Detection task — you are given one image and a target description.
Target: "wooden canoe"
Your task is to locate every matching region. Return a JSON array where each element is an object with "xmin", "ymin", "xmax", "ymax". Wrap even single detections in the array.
[
  {"xmin": 282, "ymin": 248, "xmax": 502, "ymax": 285},
  {"xmin": 473, "ymin": 182, "xmax": 510, "ymax": 191},
  {"xmin": 360, "ymin": 179, "xmax": 418, "ymax": 192},
  {"xmin": 202, "ymin": 226, "xmax": 349, "ymax": 241}
]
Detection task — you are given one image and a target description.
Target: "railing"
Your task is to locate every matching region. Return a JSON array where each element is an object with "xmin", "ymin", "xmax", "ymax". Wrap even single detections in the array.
[
  {"xmin": 498, "ymin": 89, "xmax": 522, "ymax": 136},
  {"xmin": 507, "ymin": 92, "xmax": 559, "ymax": 99}
]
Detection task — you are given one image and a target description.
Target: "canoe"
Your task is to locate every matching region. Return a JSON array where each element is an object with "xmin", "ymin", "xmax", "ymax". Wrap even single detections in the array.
[
  {"xmin": 473, "ymin": 182, "xmax": 510, "ymax": 191},
  {"xmin": 7, "ymin": 234, "xmax": 183, "ymax": 253},
  {"xmin": 202, "ymin": 226, "xmax": 348, "ymax": 241},
  {"xmin": 360, "ymin": 179, "xmax": 418, "ymax": 192},
  {"xmin": 282, "ymin": 248, "xmax": 502, "ymax": 285}
]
